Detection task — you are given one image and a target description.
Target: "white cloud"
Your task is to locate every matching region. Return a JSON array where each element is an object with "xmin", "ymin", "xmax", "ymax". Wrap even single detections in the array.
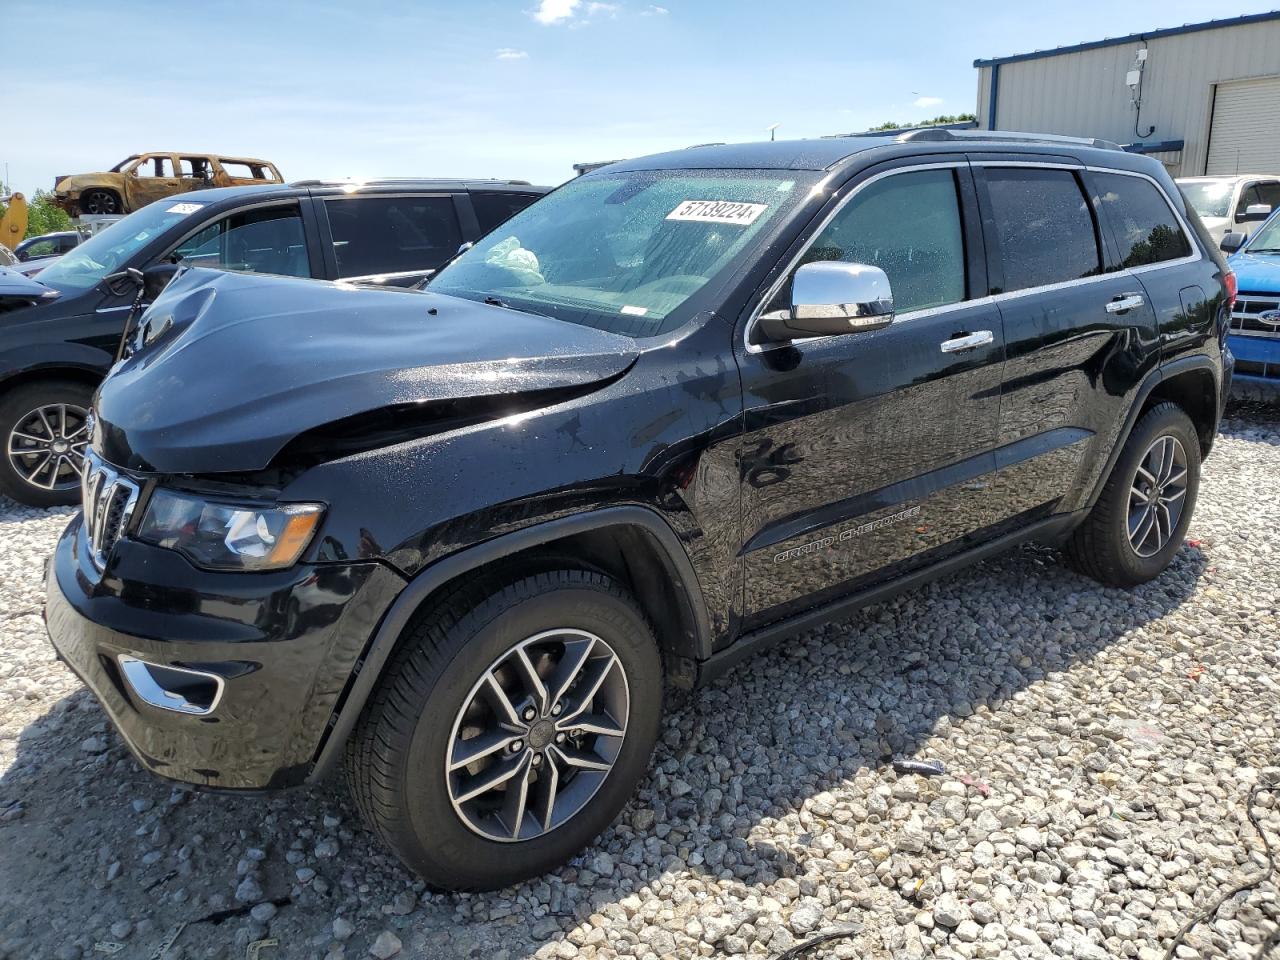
[
  {"xmin": 913, "ymin": 96, "xmax": 943, "ymax": 108},
  {"xmin": 531, "ymin": 0, "xmax": 618, "ymax": 26},
  {"xmin": 496, "ymin": 48, "xmax": 529, "ymax": 59},
  {"xmin": 532, "ymin": 0, "xmax": 580, "ymax": 24},
  {"xmin": 641, "ymin": 4, "xmax": 668, "ymax": 13}
]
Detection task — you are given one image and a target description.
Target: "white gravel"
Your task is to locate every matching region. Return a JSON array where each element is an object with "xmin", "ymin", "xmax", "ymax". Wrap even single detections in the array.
[{"xmin": 1, "ymin": 408, "xmax": 1278, "ymax": 960}]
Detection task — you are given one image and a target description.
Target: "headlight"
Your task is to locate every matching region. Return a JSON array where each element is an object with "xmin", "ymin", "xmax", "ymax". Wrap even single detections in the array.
[{"xmin": 137, "ymin": 489, "xmax": 324, "ymax": 571}]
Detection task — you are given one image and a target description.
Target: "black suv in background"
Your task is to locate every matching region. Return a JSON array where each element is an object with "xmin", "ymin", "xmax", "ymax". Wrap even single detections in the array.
[
  {"xmin": 46, "ymin": 131, "xmax": 1232, "ymax": 890},
  {"xmin": 0, "ymin": 179, "xmax": 547, "ymax": 506}
]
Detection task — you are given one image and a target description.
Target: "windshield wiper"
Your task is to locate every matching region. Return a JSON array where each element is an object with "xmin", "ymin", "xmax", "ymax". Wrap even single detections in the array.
[{"xmin": 1246, "ymin": 247, "xmax": 1280, "ymax": 254}]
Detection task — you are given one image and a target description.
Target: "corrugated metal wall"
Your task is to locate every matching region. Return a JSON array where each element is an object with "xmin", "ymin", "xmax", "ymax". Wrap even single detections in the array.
[{"xmin": 975, "ymin": 19, "xmax": 1280, "ymax": 176}]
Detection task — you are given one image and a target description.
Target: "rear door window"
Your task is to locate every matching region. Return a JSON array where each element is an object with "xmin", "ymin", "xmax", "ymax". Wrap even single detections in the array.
[
  {"xmin": 171, "ymin": 204, "xmax": 309, "ymax": 277},
  {"xmin": 471, "ymin": 191, "xmax": 542, "ymax": 233},
  {"xmin": 1092, "ymin": 171, "xmax": 1192, "ymax": 268},
  {"xmin": 983, "ymin": 168, "xmax": 1100, "ymax": 292},
  {"xmin": 324, "ymin": 195, "xmax": 463, "ymax": 278}
]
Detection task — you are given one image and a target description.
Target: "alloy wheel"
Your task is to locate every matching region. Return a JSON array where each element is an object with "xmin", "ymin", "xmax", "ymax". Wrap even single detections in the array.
[
  {"xmin": 7, "ymin": 403, "xmax": 90, "ymax": 493},
  {"xmin": 445, "ymin": 628, "xmax": 630, "ymax": 843},
  {"xmin": 1127, "ymin": 434, "xmax": 1188, "ymax": 558}
]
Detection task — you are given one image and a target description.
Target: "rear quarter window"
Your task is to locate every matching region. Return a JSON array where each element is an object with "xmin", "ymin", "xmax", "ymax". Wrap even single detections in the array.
[{"xmin": 1093, "ymin": 172, "xmax": 1192, "ymax": 268}]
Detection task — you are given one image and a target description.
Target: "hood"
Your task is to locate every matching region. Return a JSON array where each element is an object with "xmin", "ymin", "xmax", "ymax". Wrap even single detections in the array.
[
  {"xmin": 0, "ymin": 265, "xmax": 59, "ymax": 303},
  {"xmin": 1198, "ymin": 216, "xmax": 1229, "ymax": 241},
  {"xmin": 95, "ymin": 268, "xmax": 639, "ymax": 474},
  {"xmin": 1227, "ymin": 251, "xmax": 1280, "ymax": 291}
]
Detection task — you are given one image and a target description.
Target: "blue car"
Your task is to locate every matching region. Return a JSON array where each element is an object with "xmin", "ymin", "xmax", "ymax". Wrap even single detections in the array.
[{"xmin": 1225, "ymin": 210, "xmax": 1280, "ymax": 399}]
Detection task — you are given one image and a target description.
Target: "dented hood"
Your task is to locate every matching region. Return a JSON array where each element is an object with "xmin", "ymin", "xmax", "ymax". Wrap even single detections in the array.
[{"xmin": 95, "ymin": 268, "xmax": 639, "ymax": 473}]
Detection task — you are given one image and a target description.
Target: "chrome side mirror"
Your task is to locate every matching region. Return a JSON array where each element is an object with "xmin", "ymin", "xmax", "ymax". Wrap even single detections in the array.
[
  {"xmin": 1240, "ymin": 203, "xmax": 1272, "ymax": 223},
  {"xmin": 758, "ymin": 261, "xmax": 894, "ymax": 342},
  {"xmin": 1220, "ymin": 232, "xmax": 1246, "ymax": 254}
]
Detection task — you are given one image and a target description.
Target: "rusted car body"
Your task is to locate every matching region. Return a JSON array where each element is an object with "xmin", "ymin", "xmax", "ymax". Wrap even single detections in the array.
[{"xmin": 52, "ymin": 153, "xmax": 284, "ymax": 216}]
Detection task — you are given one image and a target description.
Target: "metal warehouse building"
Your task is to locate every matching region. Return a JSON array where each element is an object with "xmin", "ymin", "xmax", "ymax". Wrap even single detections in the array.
[{"xmin": 974, "ymin": 11, "xmax": 1280, "ymax": 177}]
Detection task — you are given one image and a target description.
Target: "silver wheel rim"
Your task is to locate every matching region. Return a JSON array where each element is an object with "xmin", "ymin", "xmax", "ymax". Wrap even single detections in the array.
[
  {"xmin": 7, "ymin": 403, "xmax": 89, "ymax": 492},
  {"xmin": 445, "ymin": 628, "xmax": 629, "ymax": 843},
  {"xmin": 1127, "ymin": 434, "xmax": 1188, "ymax": 558}
]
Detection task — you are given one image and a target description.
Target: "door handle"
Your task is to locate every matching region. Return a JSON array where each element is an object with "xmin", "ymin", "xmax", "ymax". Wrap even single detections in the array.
[
  {"xmin": 1106, "ymin": 293, "xmax": 1146, "ymax": 314},
  {"xmin": 940, "ymin": 330, "xmax": 994, "ymax": 353}
]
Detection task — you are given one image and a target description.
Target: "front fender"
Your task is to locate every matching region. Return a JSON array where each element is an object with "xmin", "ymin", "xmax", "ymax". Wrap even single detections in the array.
[{"xmin": 305, "ymin": 505, "xmax": 712, "ymax": 782}]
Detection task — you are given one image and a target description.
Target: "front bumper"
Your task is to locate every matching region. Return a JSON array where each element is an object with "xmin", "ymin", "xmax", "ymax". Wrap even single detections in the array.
[
  {"xmin": 1227, "ymin": 334, "xmax": 1280, "ymax": 400},
  {"xmin": 45, "ymin": 513, "xmax": 406, "ymax": 790}
]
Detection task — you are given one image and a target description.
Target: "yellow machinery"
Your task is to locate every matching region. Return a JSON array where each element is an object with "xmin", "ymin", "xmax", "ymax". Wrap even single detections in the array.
[{"xmin": 0, "ymin": 192, "xmax": 28, "ymax": 253}]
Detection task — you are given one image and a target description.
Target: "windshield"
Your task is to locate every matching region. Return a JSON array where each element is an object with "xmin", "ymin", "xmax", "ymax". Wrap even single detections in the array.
[
  {"xmin": 1179, "ymin": 179, "xmax": 1235, "ymax": 219},
  {"xmin": 0, "ymin": 245, "xmax": 15, "ymax": 267},
  {"xmin": 1244, "ymin": 212, "xmax": 1280, "ymax": 253},
  {"xmin": 35, "ymin": 200, "xmax": 206, "ymax": 292},
  {"xmin": 429, "ymin": 169, "xmax": 817, "ymax": 336}
]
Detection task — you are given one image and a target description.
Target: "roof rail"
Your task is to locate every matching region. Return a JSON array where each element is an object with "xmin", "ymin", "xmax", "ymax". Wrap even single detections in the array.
[
  {"xmin": 287, "ymin": 177, "xmax": 533, "ymax": 188},
  {"xmin": 896, "ymin": 128, "xmax": 1123, "ymax": 151}
]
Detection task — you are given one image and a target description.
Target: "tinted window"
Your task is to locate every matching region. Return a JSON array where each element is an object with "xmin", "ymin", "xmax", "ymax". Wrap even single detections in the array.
[
  {"xmin": 1253, "ymin": 181, "xmax": 1280, "ymax": 210},
  {"xmin": 23, "ymin": 240, "xmax": 56, "ymax": 258},
  {"xmin": 172, "ymin": 205, "xmax": 309, "ymax": 278},
  {"xmin": 797, "ymin": 168, "xmax": 966, "ymax": 313},
  {"xmin": 1093, "ymin": 172, "xmax": 1191, "ymax": 268},
  {"xmin": 985, "ymin": 169, "xmax": 1099, "ymax": 292},
  {"xmin": 326, "ymin": 196, "xmax": 462, "ymax": 278},
  {"xmin": 472, "ymin": 191, "xmax": 541, "ymax": 233}
]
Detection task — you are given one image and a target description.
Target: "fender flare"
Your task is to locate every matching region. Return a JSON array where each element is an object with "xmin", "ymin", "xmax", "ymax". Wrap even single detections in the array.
[
  {"xmin": 0, "ymin": 345, "xmax": 112, "ymax": 389},
  {"xmin": 1084, "ymin": 355, "xmax": 1221, "ymax": 512},
  {"xmin": 308, "ymin": 505, "xmax": 711, "ymax": 781}
]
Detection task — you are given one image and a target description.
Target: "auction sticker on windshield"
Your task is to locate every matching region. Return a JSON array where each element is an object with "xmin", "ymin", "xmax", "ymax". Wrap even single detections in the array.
[
  {"xmin": 666, "ymin": 200, "xmax": 767, "ymax": 225},
  {"xmin": 166, "ymin": 202, "xmax": 205, "ymax": 215}
]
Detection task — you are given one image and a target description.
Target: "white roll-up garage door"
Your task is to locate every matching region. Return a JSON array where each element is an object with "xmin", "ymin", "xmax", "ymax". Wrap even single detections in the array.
[{"xmin": 1206, "ymin": 76, "xmax": 1280, "ymax": 175}]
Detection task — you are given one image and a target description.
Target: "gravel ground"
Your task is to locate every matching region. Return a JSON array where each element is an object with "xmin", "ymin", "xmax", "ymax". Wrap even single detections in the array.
[{"xmin": 1, "ymin": 406, "xmax": 1278, "ymax": 960}]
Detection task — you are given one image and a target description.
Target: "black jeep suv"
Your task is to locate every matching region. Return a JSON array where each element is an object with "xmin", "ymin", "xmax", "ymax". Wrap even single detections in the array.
[
  {"xmin": 0, "ymin": 179, "xmax": 546, "ymax": 506},
  {"xmin": 45, "ymin": 130, "xmax": 1233, "ymax": 890}
]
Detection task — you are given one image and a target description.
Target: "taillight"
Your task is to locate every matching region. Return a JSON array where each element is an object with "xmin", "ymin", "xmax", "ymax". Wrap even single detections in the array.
[{"xmin": 1224, "ymin": 270, "xmax": 1237, "ymax": 311}]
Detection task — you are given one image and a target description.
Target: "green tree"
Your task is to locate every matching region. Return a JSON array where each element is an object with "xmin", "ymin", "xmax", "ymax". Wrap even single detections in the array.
[
  {"xmin": 24, "ymin": 190, "xmax": 73, "ymax": 238},
  {"xmin": 867, "ymin": 113, "xmax": 978, "ymax": 132}
]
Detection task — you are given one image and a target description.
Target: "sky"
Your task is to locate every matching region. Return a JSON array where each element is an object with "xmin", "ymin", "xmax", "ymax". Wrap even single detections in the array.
[{"xmin": 4, "ymin": 0, "xmax": 1278, "ymax": 196}]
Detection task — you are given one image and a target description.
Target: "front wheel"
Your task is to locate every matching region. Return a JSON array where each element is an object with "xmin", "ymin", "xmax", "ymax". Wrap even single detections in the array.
[
  {"xmin": 0, "ymin": 380, "xmax": 93, "ymax": 507},
  {"xmin": 1064, "ymin": 402, "xmax": 1201, "ymax": 587},
  {"xmin": 79, "ymin": 189, "xmax": 121, "ymax": 215},
  {"xmin": 345, "ymin": 569, "xmax": 663, "ymax": 890}
]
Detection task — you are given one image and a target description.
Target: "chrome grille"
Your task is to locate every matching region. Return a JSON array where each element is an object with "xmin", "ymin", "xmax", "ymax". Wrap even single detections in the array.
[
  {"xmin": 81, "ymin": 450, "xmax": 140, "ymax": 570},
  {"xmin": 1231, "ymin": 294, "xmax": 1280, "ymax": 339}
]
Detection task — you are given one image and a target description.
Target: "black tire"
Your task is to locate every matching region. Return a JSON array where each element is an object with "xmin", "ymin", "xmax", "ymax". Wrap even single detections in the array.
[
  {"xmin": 345, "ymin": 568, "xmax": 663, "ymax": 890},
  {"xmin": 1065, "ymin": 402, "xmax": 1201, "ymax": 587},
  {"xmin": 0, "ymin": 380, "xmax": 93, "ymax": 508},
  {"xmin": 79, "ymin": 189, "xmax": 121, "ymax": 215}
]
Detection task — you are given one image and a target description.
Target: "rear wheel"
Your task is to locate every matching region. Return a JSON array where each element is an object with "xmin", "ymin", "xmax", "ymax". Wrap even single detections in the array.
[
  {"xmin": 1064, "ymin": 402, "xmax": 1201, "ymax": 587},
  {"xmin": 345, "ymin": 568, "xmax": 663, "ymax": 890},
  {"xmin": 0, "ymin": 380, "xmax": 92, "ymax": 507},
  {"xmin": 79, "ymin": 190, "xmax": 121, "ymax": 215}
]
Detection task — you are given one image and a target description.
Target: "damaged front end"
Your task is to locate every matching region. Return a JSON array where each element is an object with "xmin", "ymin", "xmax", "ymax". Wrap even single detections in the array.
[{"xmin": 94, "ymin": 267, "xmax": 640, "ymax": 478}]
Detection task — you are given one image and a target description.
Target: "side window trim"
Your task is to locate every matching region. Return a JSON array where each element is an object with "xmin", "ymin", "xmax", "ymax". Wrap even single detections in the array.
[{"xmin": 743, "ymin": 160, "xmax": 978, "ymax": 353}]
